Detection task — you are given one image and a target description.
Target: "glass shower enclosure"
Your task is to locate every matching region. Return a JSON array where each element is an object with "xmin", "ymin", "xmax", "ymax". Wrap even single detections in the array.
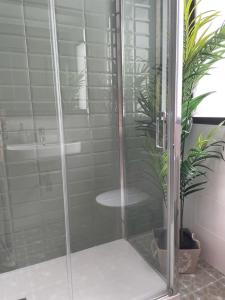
[{"xmin": 0, "ymin": 0, "xmax": 183, "ymax": 299}]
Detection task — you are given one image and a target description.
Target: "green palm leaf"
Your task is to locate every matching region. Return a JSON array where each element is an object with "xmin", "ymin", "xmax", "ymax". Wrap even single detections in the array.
[{"xmin": 134, "ymin": 0, "xmax": 225, "ymax": 230}]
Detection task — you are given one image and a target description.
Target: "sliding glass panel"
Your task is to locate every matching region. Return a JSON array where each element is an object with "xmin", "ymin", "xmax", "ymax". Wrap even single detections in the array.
[
  {"xmin": 0, "ymin": 0, "xmax": 71, "ymax": 299},
  {"xmin": 53, "ymin": 0, "xmax": 178, "ymax": 299},
  {"xmin": 0, "ymin": 0, "xmax": 182, "ymax": 299},
  {"xmin": 123, "ymin": 0, "xmax": 170, "ymax": 297},
  {"xmin": 54, "ymin": 0, "xmax": 121, "ymax": 250}
]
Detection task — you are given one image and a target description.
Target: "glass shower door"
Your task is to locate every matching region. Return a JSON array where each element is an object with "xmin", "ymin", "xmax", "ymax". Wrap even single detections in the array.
[
  {"xmin": 122, "ymin": 0, "xmax": 172, "ymax": 297},
  {"xmin": 51, "ymin": 0, "xmax": 183, "ymax": 299},
  {"xmin": 123, "ymin": 0, "xmax": 183, "ymax": 297},
  {"xmin": 0, "ymin": 0, "xmax": 182, "ymax": 299},
  {"xmin": 0, "ymin": 0, "xmax": 72, "ymax": 299}
]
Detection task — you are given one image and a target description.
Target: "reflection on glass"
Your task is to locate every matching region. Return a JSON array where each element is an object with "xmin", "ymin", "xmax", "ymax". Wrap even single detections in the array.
[
  {"xmin": 123, "ymin": 0, "xmax": 169, "ymax": 281},
  {"xmin": 0, "ymin": 0, "xmax": 71, "ymax": 299},
  {"xmin": 0, "ymin": 0, "xmax": 172, "ymax": 299},
  {"xmin": 76, "ymin": 43, "xmax": 87, "ymax": 110}
]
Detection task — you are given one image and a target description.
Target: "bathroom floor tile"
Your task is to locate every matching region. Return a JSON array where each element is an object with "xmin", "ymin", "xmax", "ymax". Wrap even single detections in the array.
[
  {"xmin": 194, "ymin": 280, "xmax": 225, "ymax": 299},
  {"xmin": 179, "ymin": 265, "xmax": 216, "ymax": 291},
  {"xmin": 179, "ymin": 260, "xmax": 225, "ymax": 299},
  {"xmin": 218, "ymin": 276, "xmax": 225, "ymax": 286},
  {"xmin": 178, "ymin": 282, "xmax": 191, "ymax": 297},
  {"xmin": 198, "ymin": 260, "xmax": 225, "ymax": 280},
  {"xmin": 180, "ymin": 294, "xmax": 195, "ymax": 300}
]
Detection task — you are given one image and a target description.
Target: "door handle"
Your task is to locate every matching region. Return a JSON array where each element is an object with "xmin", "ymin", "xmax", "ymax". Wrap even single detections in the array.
[{"xmin": 156, "ymin": 112, "xmax": 167, "ymax": 150}]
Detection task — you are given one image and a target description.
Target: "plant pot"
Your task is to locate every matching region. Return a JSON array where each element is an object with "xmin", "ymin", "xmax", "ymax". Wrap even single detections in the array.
[{"xmin": 151, "ymin": 228, "xmax": 201, "ymax": 274}]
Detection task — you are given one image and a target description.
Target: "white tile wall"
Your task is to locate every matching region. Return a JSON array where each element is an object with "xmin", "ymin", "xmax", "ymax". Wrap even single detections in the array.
[{"xmin": 184, "ymin": 124, "xmax": 225, "ymax": 275}]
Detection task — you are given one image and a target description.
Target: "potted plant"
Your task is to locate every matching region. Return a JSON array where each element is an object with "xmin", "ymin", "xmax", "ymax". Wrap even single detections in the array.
[
  {"xmin": 136, "ymin": 0, "xmax": 225, "ymax": 274},
  {"xmin": 179, "ymin": 0, "xmax": 225, "ymax": 273}
]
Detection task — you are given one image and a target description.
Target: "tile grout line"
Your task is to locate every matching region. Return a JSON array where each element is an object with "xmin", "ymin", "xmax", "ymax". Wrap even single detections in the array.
[{"xmin": 184, "ymin": 275, "xmax": 225, "ymax": 298}]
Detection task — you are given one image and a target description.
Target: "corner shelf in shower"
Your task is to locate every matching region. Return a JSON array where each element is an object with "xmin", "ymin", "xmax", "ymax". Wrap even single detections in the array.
[{"xmin": 96, "ymin": 188, "xmax": 149, "ymax": 207}]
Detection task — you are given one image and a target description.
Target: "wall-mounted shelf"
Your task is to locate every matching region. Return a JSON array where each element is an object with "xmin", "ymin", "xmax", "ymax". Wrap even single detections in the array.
[
  {"xmin": 96, "ymin": 188, "xmax": 149, "ymax": 207},
  {"xmin": 6, "ymin": 142, "xmax": 81, "ymax": 158}
]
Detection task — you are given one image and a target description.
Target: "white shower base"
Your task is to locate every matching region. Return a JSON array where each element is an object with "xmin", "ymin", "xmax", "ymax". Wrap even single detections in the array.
[{"xmin": 0, "ymin": 239, "xmax": 167, "ymax": 300}]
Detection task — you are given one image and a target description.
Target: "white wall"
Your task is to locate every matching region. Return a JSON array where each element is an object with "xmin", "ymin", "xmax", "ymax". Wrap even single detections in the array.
[
  {"xmin": 184, "ymin": 0, "xmax": 225, "ymax": 274},
  {"xmin": 195, "ymin": 0, "xmax": 225, "ymax": 118},
  {"xmin": 184, "ymin": 125, "xmax": 225, "ymax": 274}
]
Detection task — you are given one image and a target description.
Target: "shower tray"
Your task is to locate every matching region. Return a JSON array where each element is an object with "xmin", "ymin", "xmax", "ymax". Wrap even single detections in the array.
[{"xmin": 0, "ymin": 239, "xmax": 166, "ymax": 300}]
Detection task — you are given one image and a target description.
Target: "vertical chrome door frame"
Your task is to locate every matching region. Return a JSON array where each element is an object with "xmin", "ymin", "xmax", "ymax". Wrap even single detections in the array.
[
  {"xmin": 167, "ymin": 0, "xmax": 183, "ymax": 296},
  {"xmin": 115, "ymin": 0, "xmax": 127, "ymax": 238}
]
